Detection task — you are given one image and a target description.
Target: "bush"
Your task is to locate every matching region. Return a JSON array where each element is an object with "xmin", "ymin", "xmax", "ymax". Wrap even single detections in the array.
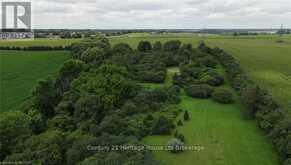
[
  {"xmin": 185, "ymin": 84, "xmax": 213, "ymax": 98},
  {"xmin": 177, "ymin": 120, "xmax": 183, "ymax": 126},
  {"xmin": 184, "ymin": 110, "xmax": 190, "ymax": 121},
  {"xmin": 138, "ymin": 41, "xmax": 152, "ymax": 52},
  {"xmin": 212, "ymin": 88, "xmax": 233, "ymax": 104},
  {"xmin": 163, "ymin": 40, "xmax": 181, "ymax": 52},
  {"xmin": 174, "ymin": 130, "xmax": 185, "ymax": 142},
  {"xmin": 166, "ymin": 138, "xmax": 184, "ymax": 153},
  {"xmin": 198, "ymin": 56, "xmax": 218, "ymax": 68},
  {"xmin": 152, "ymin": 116, "xmax": 175, "ymax": 135}
]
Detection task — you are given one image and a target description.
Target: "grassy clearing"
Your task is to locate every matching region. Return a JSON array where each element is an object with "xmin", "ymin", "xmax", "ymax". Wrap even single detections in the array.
[
  {"xmin": 0, "ymin": 38, "xmax": 79, "ymax": 47},
  {"xmin": 0, "ymin": 50, "xmax": 70, "ymax": 111},
  {"xmin": 143, "ymin": 95, "xmax": 280, "ymax": 165},
  {"xmin": 142, "ymin": 68, "xmax": 280, "ymax": 165},
  {"xmin": 110, "ymin": 34, "xmax": 291, "ymax": 108}
]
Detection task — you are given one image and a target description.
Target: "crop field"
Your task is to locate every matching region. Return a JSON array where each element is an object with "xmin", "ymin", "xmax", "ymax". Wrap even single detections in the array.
[
  {"xmin": 0, "ymin": 50, "xmax": 70, "ymax": 111},
  {"xmin": 110, "ymin": 34, "xmax": 291, "ymax": 108}
]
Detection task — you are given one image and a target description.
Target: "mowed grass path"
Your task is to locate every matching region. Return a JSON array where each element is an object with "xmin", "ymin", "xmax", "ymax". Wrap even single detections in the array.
[
  {"xmin": 143, "ymin": 96, "xmax": 280, "ymax": 165},
  {"xmin": 142, "ymin": 68, "xmax": 280, "ymax": 165},
  {"xmin": 110, "ymin": 34, "xmax": 291, "ymax": 108},
  {"xmin": 0, "ymin": 50, "xmax": 70, "ymax": 111}
]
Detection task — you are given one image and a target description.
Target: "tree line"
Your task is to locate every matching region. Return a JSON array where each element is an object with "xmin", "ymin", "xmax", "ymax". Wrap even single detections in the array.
[{"xmin": 0, "ymin": 46, "xmax": 71, "ymax": 51}]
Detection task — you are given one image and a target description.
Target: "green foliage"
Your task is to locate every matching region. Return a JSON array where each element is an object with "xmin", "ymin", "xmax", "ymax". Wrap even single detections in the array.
[
  {"xmin": 112, "ymin": 43, "xmax": 133, "ymax": 55},
  {"xmin": 56, "ymin": 59, "xmax": 87, "ymax": 93},
  {"xmin": 152, "ymin": 116, "xmax": 175, "ymax": 135},
  {"xmin": 153, "ymin": 41, "xmax": 162, "ymax": 51},
  {"xmin": 26, "ymin": 108, "xmax": 46, "ymax": 134},
  {"xmin": 33, "ymin": 76, "xmax": 59, "ymax": 118},
  {"xmin": 212, "ymin": 88, "xmax": 233, "ymax": 104},
  {"xmin": 184, "ymin": 110, "xmax": 189, "ymax": 121},
  {"xmin": 48, "ymin": 115, "xmax": 75, "ymax": 132},
  {"xmin": 241, "ymin": 85, "xmax": 262, "ymax": 115},
  {"xmin": 71, "ymin": 36, "xmax": 110, "ymax": 59},
  {"xmin": 80, "ymin": 47, "xmax": 108, "ymax": 65},
  {"xmin": 137, "ymin": 41, "xmax": 152, "ymax": 52},
  {"xmin": 74, "ymin": 94, "xmax": 104, "ymax": 123},
  {"xmin": 200, "ymin": 70, "xmax": 224, "ymax": 86},
  {"xmin": 174, "ymin": 130, "xmax": 185, "ymax": 142},
  {"xmin": 198, "ymin": 56, "xmax": 218, "ymax": 68},
  {"xmin": 71, "ymin": 64, "xmax": 137, "ymax": 111},
  {"xmin": 22, "ymin": 130, "xmax": 65, "ymax": 164},
  {"xmin": 0, "ymin": 112, "xmax": 31, "ymax": 160},
  {"xmin": 185, "ymin": 84, "xmax": 213, "ymax": 99},
  {"xmin": 177, "ymin": 119, "xmax": 183, "ymax": 126},
  {"xmin": 163, "ymin": 40, "xmax": 181, "ymax": 52}
]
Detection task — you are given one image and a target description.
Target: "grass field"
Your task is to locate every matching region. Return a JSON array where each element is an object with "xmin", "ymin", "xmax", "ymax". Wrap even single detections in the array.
[
  {"xmin": 142, "ymin": 68, "xmax": 280, "ymax": 165},
  {"xmin": 1, "ymin": 34, "xmax": 290, "ymax": 109},
  {"xmin": 0, "ymin": 38, "xmax": 79, "ymax": 47},
  {"xmin": 0, "ymin": 50, "xmax": 70, "ymax": 111},
  {"xmin": 0, "ymin": 34, "xmax": 286, "ymax": 164},
  {"xmin": 110, "ymin": 34, "xmax": 291, "ymax": 108}
]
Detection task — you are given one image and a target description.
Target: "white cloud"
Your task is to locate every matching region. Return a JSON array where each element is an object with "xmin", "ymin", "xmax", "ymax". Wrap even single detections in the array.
[{"xmin": 30, "ymin": 0, "xmax": 291, "ymax": 28}]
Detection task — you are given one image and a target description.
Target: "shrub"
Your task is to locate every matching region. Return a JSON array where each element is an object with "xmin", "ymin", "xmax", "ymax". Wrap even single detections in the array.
[
  {"xmin": 166, "ymin": 138, "xmax": 184, "ymax": 153},
  {"xmin": 184, "ymin": 110, "xmax": 190, "ymax": 121},
  {"xmin": 137, "ymin": 41, "xmax": 152, "ymax": 52},
  {"xmin": 198, "ymin": 56, "xmax": 218, "ymax": 68},
  {"xmin": 153, "ymin": 41, "xmax": 162, "ymax": 51},
  {"xmin": 174, "ymin": 130, "xmax": 185, "ymax": 142},
  {"xmin": 212, "ymin": 88, "xmax": 233, "ymax": 104},
  {"xmin": 152, "ymin": 116, "xmax": 175, "ymax": 135},
  {"xmin": 177, "ymin": 120, "xmax": 183, "ymax": 126},
  {"xmin": 163, "ymin": 40, "xmax": 181, "ymax": 52},
  {"xmin": 185, "ymin": 84, "xmax": 213, "ymax": 98}
]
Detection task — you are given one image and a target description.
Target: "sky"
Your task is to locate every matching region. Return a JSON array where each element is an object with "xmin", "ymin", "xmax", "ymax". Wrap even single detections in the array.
[{"xmin": 2, "ymin": 0, "xmax": 291, "ymax": 29}]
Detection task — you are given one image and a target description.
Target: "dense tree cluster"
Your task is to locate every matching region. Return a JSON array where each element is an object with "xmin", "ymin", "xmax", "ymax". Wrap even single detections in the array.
[
  {"xmin": 3, "ymin": 37, "xmax": 286, "ymax": 164},
  {"xmin": 1, "ymin": 37, "xmax": 191, "ymax": 164}
]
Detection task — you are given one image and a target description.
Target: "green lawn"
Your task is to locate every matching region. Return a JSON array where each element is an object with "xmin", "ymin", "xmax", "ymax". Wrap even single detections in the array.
[
  {"xmin": 142, "ymin": 68, "xmax": 280, "ymax": 165},
  {"xmin": 0, "ymin": 50, "xmax": 70, "ymax": 111},
  {"xmin": 110, "ymin": 34, "xmax": 291, "ymax": 108},
  {"xmin": 143, "ymin": 95, "xmax": 280, "ymax": 165}
]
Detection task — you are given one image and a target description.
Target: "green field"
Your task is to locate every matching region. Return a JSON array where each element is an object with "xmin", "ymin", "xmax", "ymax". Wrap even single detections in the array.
[
  {"xmin": 0, "ymin": 34, "xmax": 287, "ymax": 164},
  {"xmin": 110, "ymin": 34, "xmax": 291, "ymax": 108},
  {"xmin": 0, "ymin": 50, "xmax": 70, "ymax": 111},
  {"xmin": 0, "ymin": 38, "xmax": 79, "ymax": 47},
  {"xmin": 3, "ymin": 35, "xmax": 290, "ymax": 108},
  {"xmin": 142, "ymin": 68, "xmax": 280, "ymax": 165}
]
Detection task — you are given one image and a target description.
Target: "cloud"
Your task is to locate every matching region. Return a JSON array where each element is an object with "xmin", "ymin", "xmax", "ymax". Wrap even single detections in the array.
[{"xmin": 29, "ymin": 0, "xmax": 291, "ymax": 28}]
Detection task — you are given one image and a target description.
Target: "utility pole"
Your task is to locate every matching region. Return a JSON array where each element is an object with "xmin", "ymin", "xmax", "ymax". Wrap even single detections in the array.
[{"xmin": 279, "ymin": 24, "xmax": 284, "ymax": 37}]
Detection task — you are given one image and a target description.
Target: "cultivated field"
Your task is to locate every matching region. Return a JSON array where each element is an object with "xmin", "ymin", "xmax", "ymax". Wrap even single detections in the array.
[{"xmin": 0, "ymin": 50, "xmax": 70, "ymax": 111}]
